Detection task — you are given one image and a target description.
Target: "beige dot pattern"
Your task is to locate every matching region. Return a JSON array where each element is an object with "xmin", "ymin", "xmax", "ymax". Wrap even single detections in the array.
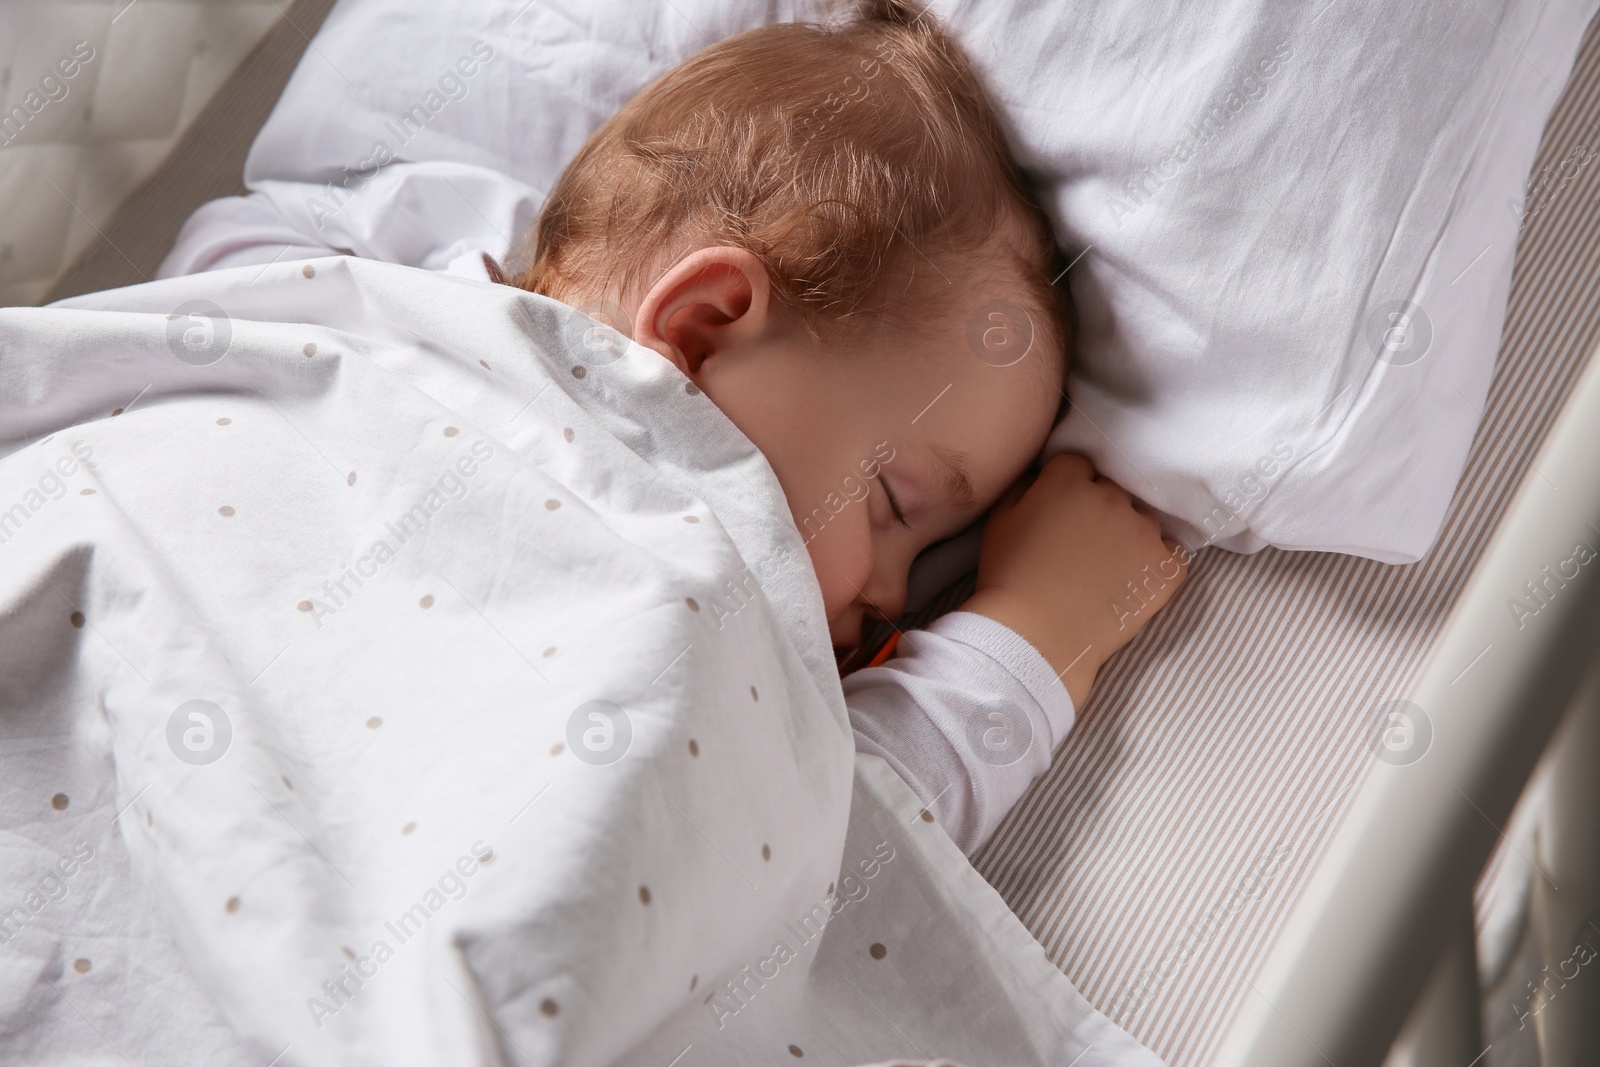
[
  {"xmin": 302, "ymin": 264, "xmax": 315, "ymax": 278},
  {"xmin": 69, "ymin": 612, "xmax": 84, "ymax": 629},
  {"xmin": 66, "ymin": 313, "xmax": 825, "ymax": 1020}
]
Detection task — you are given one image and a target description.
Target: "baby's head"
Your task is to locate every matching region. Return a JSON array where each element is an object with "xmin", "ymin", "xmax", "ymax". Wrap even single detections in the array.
[{"xmin": 513, "ymin": 0, "xmax": 1071, "ymax": 647}]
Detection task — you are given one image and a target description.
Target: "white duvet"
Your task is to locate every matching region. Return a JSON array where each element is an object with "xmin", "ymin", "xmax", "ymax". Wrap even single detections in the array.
[{"xmin": 0, "ymin": 258, "xmax": 1158, "ymax": 1066}]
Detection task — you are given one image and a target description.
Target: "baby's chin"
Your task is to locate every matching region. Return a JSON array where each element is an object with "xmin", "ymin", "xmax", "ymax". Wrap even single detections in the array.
[{"xmin": 808, "ymin": 573, "xmax": 860, "ymax": 642}]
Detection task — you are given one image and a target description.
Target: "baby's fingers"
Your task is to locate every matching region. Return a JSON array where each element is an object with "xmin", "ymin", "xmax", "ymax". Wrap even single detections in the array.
[{"xmin": 1038, "ymin": 451, "xmax": 1095, "ymax": 485}]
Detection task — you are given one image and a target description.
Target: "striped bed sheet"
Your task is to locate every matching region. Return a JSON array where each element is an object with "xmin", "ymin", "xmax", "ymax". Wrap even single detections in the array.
[{"xmin": 968, "ymin": 19, "xmax": 1600, "ymax": 1066}]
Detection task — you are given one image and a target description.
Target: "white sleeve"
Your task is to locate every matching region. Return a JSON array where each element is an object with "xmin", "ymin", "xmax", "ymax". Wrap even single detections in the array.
[
  {"xmin": 843, "ymin": 612, "xmax": 1075, "ymax": 856},
  {"xmin": 157, "ymin": 192, "xmax": 345, "ymax": 278},
  {"xmin": 158, "ymin": 161, "xmax": 541, "ymax": 281},
  {"xmin": 157, "ymin": 191, "xmax": 500, "ymax": 284}
]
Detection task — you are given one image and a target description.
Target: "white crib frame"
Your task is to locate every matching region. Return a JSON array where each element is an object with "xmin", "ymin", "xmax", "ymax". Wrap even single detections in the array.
[{"xmin": 1212, "ymin": 337, "xmax": 1600, "ymax": 1066}]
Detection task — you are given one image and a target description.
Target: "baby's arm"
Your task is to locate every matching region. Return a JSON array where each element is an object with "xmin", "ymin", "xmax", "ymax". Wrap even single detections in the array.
[
  {"xmin": 844, "ymin": 454, "xmax": 1186, "ymax": 854},
  {"xmin": 962, "ymin": 453, "xmax": 1188, "ymax": 711},
  {"xmin": 845, "ymin": 612, "xmax": 1074, "ymax": 854}
]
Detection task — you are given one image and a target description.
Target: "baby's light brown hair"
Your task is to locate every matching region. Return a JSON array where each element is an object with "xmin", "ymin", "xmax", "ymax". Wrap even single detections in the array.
[{"xmin": 511, "ymin": 0, "xmax": 1071, "ymax": 352}]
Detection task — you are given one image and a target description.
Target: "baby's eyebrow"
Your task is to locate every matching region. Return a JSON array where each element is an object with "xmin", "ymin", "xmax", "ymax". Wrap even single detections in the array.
[{"xmin": 928, "ymin": 444, "xmax": 975, "ymax": 511}]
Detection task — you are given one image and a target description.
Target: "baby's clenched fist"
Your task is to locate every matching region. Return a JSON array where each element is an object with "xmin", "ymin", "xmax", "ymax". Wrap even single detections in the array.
[{"xmin": 961, "ymin": 453, "xmax": 1188, "ymax": 711}]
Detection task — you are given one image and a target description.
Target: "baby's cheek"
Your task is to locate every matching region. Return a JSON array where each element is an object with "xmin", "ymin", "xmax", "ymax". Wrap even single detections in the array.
[{"xmin": 800, "ymin": 514, "xmax": 874, "ymax": 620}]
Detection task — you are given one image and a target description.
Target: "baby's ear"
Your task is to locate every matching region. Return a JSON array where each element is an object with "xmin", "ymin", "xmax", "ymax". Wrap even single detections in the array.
[
  {"xmin": 633, "ymin": 247, "xmax": 773, "ymax": 378},
  {"xmin": 481, "ymin": 253, "xmax": 508, "ymax": 285}
]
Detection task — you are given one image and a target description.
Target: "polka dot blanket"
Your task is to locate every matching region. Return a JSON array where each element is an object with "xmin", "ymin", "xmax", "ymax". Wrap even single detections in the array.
[{"xmin": 0, "ymin": 256, "xmax": 1158, "ymax": 1067}]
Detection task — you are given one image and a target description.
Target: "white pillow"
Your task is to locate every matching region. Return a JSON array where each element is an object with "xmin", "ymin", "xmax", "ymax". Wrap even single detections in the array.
[
  {"xmin": 962, "ymin": 0, "xmax": 1598, "ymax": 561},
  {"xmin": 187, "ymin": 0, "xmax": 1598, "ymax": 561}
]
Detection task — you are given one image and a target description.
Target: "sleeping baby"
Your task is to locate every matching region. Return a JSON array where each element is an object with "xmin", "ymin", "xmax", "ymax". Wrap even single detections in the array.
[
  {"xmin": 494, "ymin": 0, "xmax": 1188, "ymax": 851},
  {"xmin": 0, "ymin": 1, "xmax": 1187, "ymax": 1062},
  {"xmin": 108, "ymin": 0, "xmax": 1187, "ymax": 852}
]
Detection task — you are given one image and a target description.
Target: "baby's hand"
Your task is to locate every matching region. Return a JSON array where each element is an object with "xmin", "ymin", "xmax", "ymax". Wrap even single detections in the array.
[{"xmin": 961, "ymin": 453, "xmax": 1187, "ymax": 711}]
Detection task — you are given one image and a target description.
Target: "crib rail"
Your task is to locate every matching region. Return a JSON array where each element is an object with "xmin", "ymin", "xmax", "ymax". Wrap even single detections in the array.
[{"xmin": 1210, "ymin": 337, "xmax": 1600, "ymax": 1067}]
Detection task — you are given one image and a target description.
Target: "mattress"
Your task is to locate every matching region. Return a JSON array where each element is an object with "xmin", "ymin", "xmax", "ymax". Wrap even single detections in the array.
[
  {"xmin": 969, "ymin": 18, "xmax": 1600, "ymax": 1065},
  {"xmin": 3, "ymin": 0, "xmax": 340, "ymax": 309},
  {"xmin": 0, "ymin": 0, "xmax": 295, "ymax": 308}
]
